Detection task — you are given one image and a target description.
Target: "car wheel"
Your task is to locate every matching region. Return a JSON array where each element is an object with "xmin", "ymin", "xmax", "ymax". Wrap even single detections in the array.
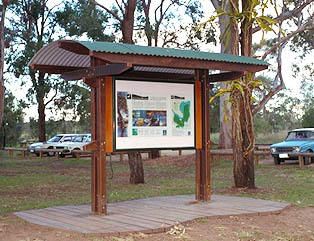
[
  {"xmin": 274, "ymin": 157, "xmax": 281, "ymax": 165},
  {"xmin": 304, "ymin": 150, "xmax": 313, "ymax": 165},
  {"xmin": 59, "ymin": 153, "xmax": 65, "ymax": 158},
  {"xmin": 47, "ymin": 147, "xmax": 55, "ymax": 157}
]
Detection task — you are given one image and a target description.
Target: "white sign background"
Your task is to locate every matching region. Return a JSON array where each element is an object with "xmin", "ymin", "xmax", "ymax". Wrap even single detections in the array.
[{"xmin": 114, "ymin": 79, "xmax": 195, "ymax": 150}]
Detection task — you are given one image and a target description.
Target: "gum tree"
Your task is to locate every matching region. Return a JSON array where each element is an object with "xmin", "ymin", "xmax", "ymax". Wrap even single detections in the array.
[
  {"xmin": 207, "ymin": 0, "xmax": 314, "ymax": 188},
  {"xmin": 0, "ymin": 0, "xmax": 11, "ymax": 128},
  {"xmin": 210, "ymin": 0, "xmax": 314, "ymax": 149}
]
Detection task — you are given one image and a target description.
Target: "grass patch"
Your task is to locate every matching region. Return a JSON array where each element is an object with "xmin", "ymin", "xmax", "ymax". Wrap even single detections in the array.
[{"xmin": 1, "ymin": 153, "xmax": 314, "ymax": 216}]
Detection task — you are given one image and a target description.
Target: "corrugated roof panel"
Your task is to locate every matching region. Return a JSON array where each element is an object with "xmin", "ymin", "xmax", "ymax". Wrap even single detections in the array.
[
  {"xmin": 76, "ymin": 40, "xmax": 268, "ymax": 66},
  {"xmin": 29, "ymin": 41, "xmax": 90, "ymax": 68}
]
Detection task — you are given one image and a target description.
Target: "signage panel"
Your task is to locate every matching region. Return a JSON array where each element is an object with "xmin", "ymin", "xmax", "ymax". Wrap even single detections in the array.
[{"xmin": 114, "ymin": 79, "xmax": 195, "ymax": 150}]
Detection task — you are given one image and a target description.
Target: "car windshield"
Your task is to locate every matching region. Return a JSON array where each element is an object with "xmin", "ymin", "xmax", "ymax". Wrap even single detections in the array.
[
  {"xmin": 286, "ymin": 131, "xmax": 314, "ymax": 141},
  {"xmin": 47, "ymin": 135, "xmax": 63, "ymax": 142},
  {"xmin": 72, "ymin": 135, "xmax": 87, "ymax": 142}
]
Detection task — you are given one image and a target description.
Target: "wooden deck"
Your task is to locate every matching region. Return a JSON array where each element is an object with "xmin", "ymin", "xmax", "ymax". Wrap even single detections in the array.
[{"xmin": 14, "ymin": 195, "xmax": 289, "ymax": 234}]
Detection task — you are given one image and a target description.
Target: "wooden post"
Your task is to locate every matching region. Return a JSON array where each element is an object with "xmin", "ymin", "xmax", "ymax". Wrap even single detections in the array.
[
  {"xmin": 86, "ymin": 58, "xmax": 108, "ymax": 215},
  {"xmin": 299, "ymin": 155, "xmax": 304, "ymax": 168},
  {"xmin": 195, "ymin": 69, "xmax": 211, "ymax": 201}
]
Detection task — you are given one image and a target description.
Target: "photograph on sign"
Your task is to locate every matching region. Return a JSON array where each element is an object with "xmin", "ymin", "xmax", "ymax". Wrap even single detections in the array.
[{"xmin": 114, "ymin": 79, "xmax": 195, "ymax": 150}]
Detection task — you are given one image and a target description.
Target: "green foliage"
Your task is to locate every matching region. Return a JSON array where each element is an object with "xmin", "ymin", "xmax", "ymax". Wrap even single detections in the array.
[
  {"xmin": 56, "ymin": 0, "xmax": 114, "ymax": 41},
  {"xmin": 259, "ymin": 91, "xmax": 301, "ymax": 132},
  {"xmin": 53, "ymin": 82, "xmax": 91, "ymax": 130},
  {"xmin": 210, "ymin": 74, "xmax": 264, "ymax": 107},
  {"xmin": 253, "ymin": 113, "xmax": 272, "ymax": 134},
  {"xmin": 298, "ymin": 64, "xmax": 314, "ymax": 128},
  {"xmin": 0, "ymin": 91, "xmax": 25, "ymax": 147},
  {"xmin": 302, "ymin": 108, "xmax": 314, "ymax": 128}
]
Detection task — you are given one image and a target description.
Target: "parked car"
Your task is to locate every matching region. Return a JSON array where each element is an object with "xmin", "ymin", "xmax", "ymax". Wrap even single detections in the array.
[
  {"xmin": 270, "ymin": 128, "xmax": 314, "ymax": 165},
  {"xmin": 54, "ymin": 134, "xmax": 91, "ymax": 157},
  {"xmin": 29, "ymin": 134, "xmax": 79, "ymax": 157}
]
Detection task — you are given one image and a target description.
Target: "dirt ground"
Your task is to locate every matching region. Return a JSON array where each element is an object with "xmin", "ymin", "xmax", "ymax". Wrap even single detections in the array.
[
  {"xmin": 1, "ymin": 206, "xmax": 314, "ymax": 241},
  {"xmin": 1, "ymin": 156, "xmax": 313, "ymax": 241}
]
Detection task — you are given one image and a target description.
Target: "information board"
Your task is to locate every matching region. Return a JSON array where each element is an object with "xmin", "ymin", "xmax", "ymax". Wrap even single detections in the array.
[{"xmin": 114, "ymin": 79, "xmax": 195, "ymax": 150}]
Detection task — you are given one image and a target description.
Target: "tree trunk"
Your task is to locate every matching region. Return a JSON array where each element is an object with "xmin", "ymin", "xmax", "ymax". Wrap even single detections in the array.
[
  {"xmin": 231, "ymin": 0, "xmax": 255, "ymax": 188},
  {"xmin": 217, "ymin": 3, "xmax": 236, "ymax": 149},
  {"xmin": 0, "ymin": 122, "xmax": 5, "ymax": 149},
  {"xmin": 232, "ymin": 88, "xmax": 255, "ymax": 188},
  {"xmin": 218, "ymin": 85, "xmax": 232, "ymax": 149},
  {"xmin": 120, "ymin": 0, "xmax": 145, "ymax": 185},
  {"xmin": 0, "ymin": 85, "xmax": 5, "ymax": 129},
  {"xmin": 142, "ymin": 0, "xmax": 152, "ymax": 46},
  {"xmin": 128, "ymin": 152, "xmax": 144, "ymax": 184},
  {"xmin": 150, "ymin": 150, "xmax": 160, "ymax": 159},
  {"xmin": 0, "ymin": 1, "xmax": 9, "ymax": 128},
  {"xmin": 121, "ymin": 0, "xmax": 136, "ymax": 44},
  {"xmin": 38, "ymin": 98, "xmax": 46, "ymax": 142}
]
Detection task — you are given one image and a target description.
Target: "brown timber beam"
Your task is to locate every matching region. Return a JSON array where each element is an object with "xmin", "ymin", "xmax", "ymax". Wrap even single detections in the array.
[
  {"xmin": 91, "ymin": 52, "xmax": 268, "ymax": 73},
  {"xmin": 62, "ymin": 64, "xmax": 132, "ymax": 81},
  {"xmin": 209, "ymin": 71, "xmax": 247, "ymax": 82},
  {"xmin": 195, "ymin": 69, "xmax": 211, "ymax": 201}
]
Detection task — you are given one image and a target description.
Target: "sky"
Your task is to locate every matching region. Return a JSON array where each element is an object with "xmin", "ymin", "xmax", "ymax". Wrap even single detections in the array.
[{"xmin": 4, "ymin": 0, "xmax": 311, "ymax": 121}]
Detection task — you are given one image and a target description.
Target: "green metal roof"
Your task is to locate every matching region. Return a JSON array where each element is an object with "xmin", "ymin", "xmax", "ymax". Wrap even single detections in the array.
[{"xmin": 76, "ymin": 40, "xmax": 268, "ymax": 67}]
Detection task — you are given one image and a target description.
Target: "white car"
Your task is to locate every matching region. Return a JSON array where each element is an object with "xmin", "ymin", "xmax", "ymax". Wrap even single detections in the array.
[
  {"xmin": 30, "ymin": 134, "xmax": 80, "ymax": 157},
  {"xmin": 54, "ymin": 134, "xmax": 91, "ymax": 157}
]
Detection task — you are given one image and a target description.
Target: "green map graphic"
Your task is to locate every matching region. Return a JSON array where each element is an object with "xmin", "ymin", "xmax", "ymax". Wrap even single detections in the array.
[{"xmin": 173, "ymin": 101, "xmax": 190, "ymax": 128}]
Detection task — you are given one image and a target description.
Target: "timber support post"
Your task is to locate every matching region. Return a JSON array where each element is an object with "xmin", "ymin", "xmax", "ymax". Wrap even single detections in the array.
[
  {"xmin": 88, "ymin": 58, "xmax": 107, "ymax": 215},
  {"xmin": 195, "ymin": 69, "xmax": 211, "ymax": 201}
]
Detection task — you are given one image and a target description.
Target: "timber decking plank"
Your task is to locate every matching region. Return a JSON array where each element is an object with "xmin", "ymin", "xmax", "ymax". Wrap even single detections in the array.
[
  {"xmin": 14, "ymin": 194, "xmax": 290, "ymax": 234},
  {"xmin": 15, "ymin": 212, "xmax": 96, "ymax": 233},
  {"xmin": 23, "ymin": 209, "xmax": 118, "ymax": 231},
  {"xmin": 108, "ymin": 207, "xmax": 177, "ymax": 225},
  {"xmin": 45, "ymin": 206, "xmax": 166, "ymax": 231}
]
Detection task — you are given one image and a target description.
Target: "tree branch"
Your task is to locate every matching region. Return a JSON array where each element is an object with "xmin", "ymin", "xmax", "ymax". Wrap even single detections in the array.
[
  {"xmin": 88, "ymin": 0, "xmax": 122, "ymax": 22},
  {"xmin": 252, "ymin": 0, "xmax": 314, "ymax": 33},
  {"xmin": 115, "ymin": 0, "xmax": 125, "ymax": 17},
  {"xmin": 253, "ymin": 41, "xmax": 287, "ymax": 115},
  {"xmin": 262, "ymin": 22, "xmax": 314, "ymax": 60},
  {"xmin": 44, "ymin": 85, "xmax": 58, "ymax": 107}
]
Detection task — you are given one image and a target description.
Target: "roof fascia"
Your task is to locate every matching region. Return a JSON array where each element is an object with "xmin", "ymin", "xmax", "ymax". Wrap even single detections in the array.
[{"xmin": 91, "ymin": 52, "xmax": 267, "ymax": 73}]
